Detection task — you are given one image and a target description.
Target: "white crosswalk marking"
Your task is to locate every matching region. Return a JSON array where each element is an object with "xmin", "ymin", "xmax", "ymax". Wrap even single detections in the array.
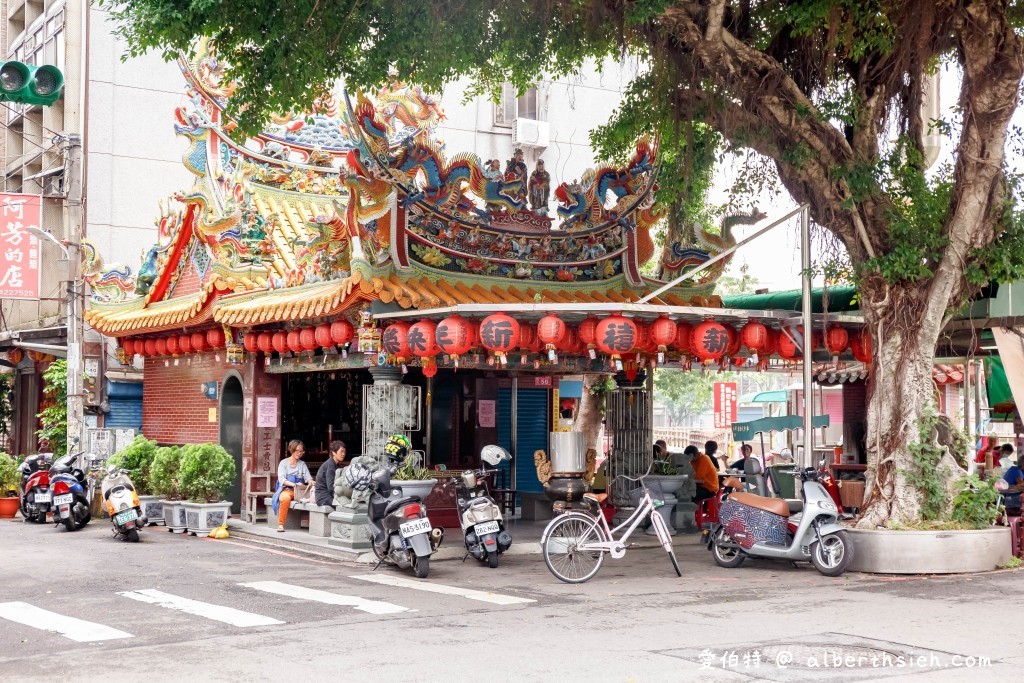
[
  {"xmin": 348, "ymin": 574, "xmax": 537, "ymax": 605},
  {"xmin": 0, "ymin": 601, "xmax": 133, "ymax": 642},
  {"xmin": 240, "ymin": 581, "xmax": 409, "ymax": 615},
  {"xmin": 118, "ymin": 589, "xmax": 284, "ymax": 627}
]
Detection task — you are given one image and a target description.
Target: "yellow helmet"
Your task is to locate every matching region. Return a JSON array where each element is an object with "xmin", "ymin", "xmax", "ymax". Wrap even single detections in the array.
[{"xmin": 384, "ymin": 434, "xmax": 411, "ymax": 461}]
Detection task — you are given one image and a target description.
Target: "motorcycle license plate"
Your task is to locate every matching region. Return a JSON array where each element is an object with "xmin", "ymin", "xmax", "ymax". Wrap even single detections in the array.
[
  {"xmin": 475, "ymin": 521, "xmax": 500, "ymax": 536},
  {"xmin": 114, "ymin": 509, "xmax": 138, "ymax": 525},
  {"xmin": 399, "ymin": 518, "xmax": 432, "ymax": 537},
  {"xmin": 34, "ymin": 492, "xmax": 51, "ymax": 504},
  {"xmin": 54, "ymin": 494, "xmax": 73, "ymax": 506}
]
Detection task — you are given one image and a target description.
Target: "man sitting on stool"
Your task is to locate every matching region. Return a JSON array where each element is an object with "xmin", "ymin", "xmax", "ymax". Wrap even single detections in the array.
[{"xmin": 686, "ymin": 445, "xmax": 720, "ymax": 503}]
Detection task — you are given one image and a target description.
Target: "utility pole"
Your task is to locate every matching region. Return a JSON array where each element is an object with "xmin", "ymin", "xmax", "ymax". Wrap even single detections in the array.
[{"xmin": 64, "ymin": 134, "xmax": 84, "ymax": 463}]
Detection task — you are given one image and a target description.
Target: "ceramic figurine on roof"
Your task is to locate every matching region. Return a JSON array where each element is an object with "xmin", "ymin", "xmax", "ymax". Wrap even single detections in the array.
[
  {"xmin": 81, "ymin": 240, "xmax": 135, "ymax": 303},
  {"xmin": 657, "ymin": 207, "xmax": 767, "ymax": 283},
  {"xmin": 529, "ymin": 160, "xmax": 551, "ymax": 216}
]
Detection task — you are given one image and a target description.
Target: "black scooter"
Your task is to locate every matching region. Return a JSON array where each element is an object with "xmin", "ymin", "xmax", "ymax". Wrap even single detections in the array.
[
  {"xmin": 49, "ymin": 453, "xmax": 92, "ymax": 532},
  {"xmin": 17, "ymin": 453, "xmax": 53, "ymax": 523},
  {"xmin": 363, "ymin": 453, "xmax": 443, "ymax": 578}
]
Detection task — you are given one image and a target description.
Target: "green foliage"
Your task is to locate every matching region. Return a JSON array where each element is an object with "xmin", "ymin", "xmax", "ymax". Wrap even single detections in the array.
[
  {"xmin": 587, "ymin": 375, "xmax": 618, "ymax": 416},
  {"xmin": 951, "ymin": 475, "xmax": 1001, "ymax": 530},
  {"xmin": 150, "ymin": 446, "xmax": 184, "ymax": 500},
  {"xmin": 998, "ymin": 556, "xmax": 1023, "ymax": 570},
  {"xmin": 393, "ymin": 451, "xmax": 431, "ymax": 481},
  {"xmin": 179, "ymin": 443, "xmax": 236, "ymax": 502},
  {"xmin": 715, "ymin": 263, "xmax": 760, "ymax": 296},
  {"xmin": 0, "ymin": 451, "xmax": 20, "ymax": 496},
  {"xmin": 0, "ymin": 373, "xmax": 13, "ymax": 441},
  {"xmin": 108, "ymin": 435, "xmax": 159, "ymax": 495},
  {"xmin": 36, "ymin": 359, "xmax": 67, "ymax": 458},
  {"xmin": 655, "ymin": 369, "xmax": 735, "ymax": 424},
  {"xmin": 651, "ymin": 460, "xmax": 679, "ymax": 476},
  {"xmin": 905, "ymin": 408, "xmax": 950, "ymax": 522}
]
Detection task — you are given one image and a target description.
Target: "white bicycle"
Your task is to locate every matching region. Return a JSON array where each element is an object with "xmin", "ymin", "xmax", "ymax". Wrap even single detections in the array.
[{"xmin": 540, "ymin": 470, "xmax": 682, "ymax": 583}]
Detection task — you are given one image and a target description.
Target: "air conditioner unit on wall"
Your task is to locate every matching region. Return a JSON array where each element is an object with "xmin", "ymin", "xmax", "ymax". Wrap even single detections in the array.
[{"xmin": 512, "ymin": 118, "xmax": 550, "ymax": 149}]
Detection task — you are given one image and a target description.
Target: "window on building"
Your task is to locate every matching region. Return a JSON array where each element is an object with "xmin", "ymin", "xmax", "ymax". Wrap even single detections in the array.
[{"xmin": 494, "ymin": 82, "xmax": 543, "ymax": 126}]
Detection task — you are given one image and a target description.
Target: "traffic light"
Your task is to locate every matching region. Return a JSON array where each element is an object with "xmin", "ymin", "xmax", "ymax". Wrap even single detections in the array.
[{"xmin": 0, "ymin": 61, "xmax": 64, "ymax": 106}]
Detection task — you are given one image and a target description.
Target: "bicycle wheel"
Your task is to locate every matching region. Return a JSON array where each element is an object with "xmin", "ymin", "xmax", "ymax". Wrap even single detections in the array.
[
  {"xmin": 542, "ymin": 513, "xmax": 606, "ymax": 584},
  {"xmin": 648, "ymin": 512, "xmax": 682, "ymax": 577}
]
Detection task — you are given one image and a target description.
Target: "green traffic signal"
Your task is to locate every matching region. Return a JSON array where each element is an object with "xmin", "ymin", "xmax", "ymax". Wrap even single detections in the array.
[{"xmin": 0, "ymin": 62, "xmax": 64, "ymax": 106}]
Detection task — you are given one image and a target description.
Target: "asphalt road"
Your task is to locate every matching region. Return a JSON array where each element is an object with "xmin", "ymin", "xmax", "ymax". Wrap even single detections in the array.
[{"xmin": 1, "ymin": 516, "xmax": 1021, "ymax": 682}]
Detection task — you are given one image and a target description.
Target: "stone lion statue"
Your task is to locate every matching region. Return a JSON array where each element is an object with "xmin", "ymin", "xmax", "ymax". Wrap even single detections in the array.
[{"xmin": 333, "ymin": 455, "xmax": 377, "ymax": 508}]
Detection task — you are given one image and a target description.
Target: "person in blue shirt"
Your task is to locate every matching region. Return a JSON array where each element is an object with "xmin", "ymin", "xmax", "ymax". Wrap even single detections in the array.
[{"xmin": 1003, "ymin": 452, "xmax": 1024, "ymax": 492}]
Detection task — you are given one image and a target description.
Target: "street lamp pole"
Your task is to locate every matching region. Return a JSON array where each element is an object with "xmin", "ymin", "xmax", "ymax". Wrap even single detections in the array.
[{"xmin": 63, "ymin": 134, "xmax": 84, "ymax": 463}]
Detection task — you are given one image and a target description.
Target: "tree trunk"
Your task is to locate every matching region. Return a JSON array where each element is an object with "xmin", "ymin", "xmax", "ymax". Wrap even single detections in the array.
[{"xmin": 573, "ymin": 375, "xmax": 605, "ymax": 456}]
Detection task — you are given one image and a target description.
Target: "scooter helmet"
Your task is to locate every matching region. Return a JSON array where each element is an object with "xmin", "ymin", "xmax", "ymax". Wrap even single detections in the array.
[
  {"xmin": 384, "ymin": 434, "xmax": 411, "ymax": 462},
  {"xmin": 344, "ymin": 460, "xmax": 374, "ymax": 492}
]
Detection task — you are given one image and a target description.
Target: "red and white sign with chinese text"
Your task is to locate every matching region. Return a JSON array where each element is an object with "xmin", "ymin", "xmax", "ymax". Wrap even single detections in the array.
[
  {"xmin": 713, "ymin": 381, "xmax": 738, "ymax": 428},
  {"xmin": 0, "ymin": 193, "xmax": 42, "ymax": 300}
]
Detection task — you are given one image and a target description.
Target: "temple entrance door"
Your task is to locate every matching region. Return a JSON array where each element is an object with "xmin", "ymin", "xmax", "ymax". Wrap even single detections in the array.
[{"xmin": 220, "ymin": 376, "xmax": 244, "ymax": 515}]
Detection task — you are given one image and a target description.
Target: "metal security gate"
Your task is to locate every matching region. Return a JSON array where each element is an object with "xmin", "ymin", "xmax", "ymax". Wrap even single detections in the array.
[
  {"xmin": 605, "ymin": 385, "xmax": 652, "ymax": 507},
  {"xmin": 362, "ymin": 383, "xmax": 421, "ymax": 460}
]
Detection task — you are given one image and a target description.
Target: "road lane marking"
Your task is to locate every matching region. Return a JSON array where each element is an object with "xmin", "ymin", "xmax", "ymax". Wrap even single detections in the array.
[
  {"xmin": 0, "ymin": 601, "xmax": 133, "ymax": 642},
  {"xmin": 348, "ymin": 574, "xmax": 537, "ymax": 605},
  {"xmin": 118, "ymin": 589, "xmax": 284, "ymax": 628},
  {"xmin": 239, "ymin": 581, "xmax": 409, "ymax": 615}
]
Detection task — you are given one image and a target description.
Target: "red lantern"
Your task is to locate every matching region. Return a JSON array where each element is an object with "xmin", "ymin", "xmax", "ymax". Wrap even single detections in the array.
[
  {"xmin": 563, "ymin": 326, "xmax": 584, "ymax": 355},
  {"xmin": 141, "ymin": 339, "xmax": 155, "ymax": 357},
  {"xmin": 207, "ymin": 328, "xmax": 226, "ymax": 349},
  {"xmin": 191, "ymin": 332, "xmax": 208, "ymax": 352},
  {"xmin": 851, "ymin": 329, "xmax": 872, "ymax": 363},
  {"xmin": 725, "ymin": 327, "xmax": 741, "ymax": 357},
  {"xmin": 690, "ymin": 320, "xmax": 731, "ymax": 362},
  {"xmin": 179, "ymin": 333, "xmax": 193, "ymax": 354},
  {"xmin": 121, "ymin": 339, "xmax": 135, "ymax": 357},
  {"xmin": 673, "ymin": 322, "xmax": 693, "ymax": 355},
  {"xmin": 740, "ymin": 321, "xmax": 769, "ymax": 353},
  {"xmin": 271, "ymin": 331, "xmax": 288, "ymax": 354},
  {"xmin": 422, "ymin": 358, "xmax": 438, "ymax": 377},
  {"xmin": 382, "ymin": 322, "xmax": 412, "ymax": 362},
  {"xmin": 824, "ymin": 326, "xmax": 850, "ymax": 358},
  {"xmin": 595, "ymin": 314, "xmax": 638, "ymax": 362},
  {"xmin": 155, "ymin": 338, "xmax": 168, "ymax": 356},
  {"xmin": 330, "ymin": 320, "xmax": 354, "ymax": 346},
  {"xmin": 436, "ymin": 315, "xmax": 473, "ymax": 356},
  {"xmin": 256, "ymin": 332, "xmax": 273, "ymax": 353},
  {"xmin": 650, "ymin": 316, "xmax": 677, "ymax": 354},
  {"xmin": 409, "ymin": 320, "xmax": 440, "ymax": 358},
  {"xmin": 538, "ymin": 314, "xmax": 567, "ymax": 361},
  {"xmin": 480, "ymin": 314, "xmax": 520, "ymax": 355},
  {"xmin": 7, "ymin": 348, "xmax": 25, "ymax": 365},
  {"xmin": 315, "ymin": 323, "xmax": 333, "ymax": 348},
  {"xmin": 166, "ymin": 336, "xmax": 181, "ymax": 356},
  {"xmin": 577, "ymin": 317, "xmax": 599, "ymax": 358},
  {"xmin": 300, "ymin": 327, "xmax": 318, "ymax": 352},
  {"xmin": 777, "ymin": 326, "xmax": 817, "ymax": 360},
  {"xmin": 242, "ymin": 332, "xmax": 258, "ymax": 353},
  {"xmin": 633, "ymin": 321, "xmax": 655, "ymax": 354},
  {"xmin": 286, "ymin": 330, "xmax": 303, "ymax": 353}
]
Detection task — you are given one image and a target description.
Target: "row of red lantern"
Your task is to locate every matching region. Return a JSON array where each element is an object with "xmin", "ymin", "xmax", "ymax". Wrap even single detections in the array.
[
  {"xmin": 121, "ymin": 328, "xmax": 227, "ymax": 358},
  {"xmin": 242, "ymin": 321, "xmax": 355, "ymax": 356},
  {"xmin": 381, "ymin": 314, "xmax": 874, "ymax": 367}
]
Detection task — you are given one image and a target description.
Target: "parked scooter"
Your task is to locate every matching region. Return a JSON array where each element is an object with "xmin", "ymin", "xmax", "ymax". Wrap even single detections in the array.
[
  {"xmin": 706, "ymin": 466, "xmax": 853, "ymax": 576},
  {"xmin": 49, "ymin": 453, "xmax": 92, "ymax": 532},
  {"xmin": 450, "ymin": 445, "xmax": 513, "ymax": 568},
  {"xmin": 101, "ymin": 463, "xmax": 147, "ymax": 542},
  {"xmin": 17, "ymin": 453, "xmax": 54, "ymax": 523},
  {"xmin": 359, "ymin": 435, "xmax": 443, "ymax": 578}
]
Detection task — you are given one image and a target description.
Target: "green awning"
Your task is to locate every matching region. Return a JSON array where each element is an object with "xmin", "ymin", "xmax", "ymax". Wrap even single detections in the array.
[
  {"xmin": 723, "ymin": 284, "xmax": 859, "ymax": 313},
  {"xmin": 751, "ymin": 390, "xmax": 787, "ymax": 403},
  {"xmin": 985, "ymin": 356, "xmax": 1016, "ymax": 419},
  {"xmin": 731, "ymin": 415, "xmax": 830, "ymax": 440}
]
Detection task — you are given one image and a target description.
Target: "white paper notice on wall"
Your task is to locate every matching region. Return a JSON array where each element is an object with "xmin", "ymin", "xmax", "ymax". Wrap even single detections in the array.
[
  {"xmin": 478, "ymin": 400, "xmax": 496, "ymax": 428},
  {"xmin": 257, "ymin": 397, "xmax": 278, "ymax": 428}
]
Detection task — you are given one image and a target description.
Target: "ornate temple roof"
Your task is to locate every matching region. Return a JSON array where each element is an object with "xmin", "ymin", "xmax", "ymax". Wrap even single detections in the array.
[{"xmin": 84, "ymin": 41, "xmax": 733, "ymax": 340}]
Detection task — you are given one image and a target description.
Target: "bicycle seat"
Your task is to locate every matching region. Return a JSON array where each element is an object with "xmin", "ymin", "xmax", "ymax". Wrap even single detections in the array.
[{"xmin": 583, "ymin": 492, "xmax": 607, "ymax": 504}]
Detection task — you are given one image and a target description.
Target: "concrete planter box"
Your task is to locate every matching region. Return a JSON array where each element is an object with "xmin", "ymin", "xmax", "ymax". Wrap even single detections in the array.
[
  {"xmin": 183, "ymin": 501, "xmax": 232, "ymax": 535},
  {"xmin": 138, "ymin": 495, "xmax": 164, "ymax": 526},
  {"xmin": 394, "ymin": 479, "xmax": 437, "ymax": 500},
  {"xmin": 161, "ymin": 500, "xmax": 188, "ymax": 533},
  {"xmin": 849, "ymin": 527, "xmax": 1011, "ymax": 574}
]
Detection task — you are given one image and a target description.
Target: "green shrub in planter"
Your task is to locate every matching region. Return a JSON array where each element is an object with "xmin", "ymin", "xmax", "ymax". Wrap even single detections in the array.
[
  {"xmin": 178, "ymin": 443, "xmax": 236, "ymax": 503},
  {"xmin": 0, "ymin": 452, "xmax": 20, "ymax": 497},
  {"xmin": 108, "ymin": 435, "xmax": 159, "ymax": 495},
  {"xmin": 150, "ymin": 446, "xmax": 185, "ymax": 500}
]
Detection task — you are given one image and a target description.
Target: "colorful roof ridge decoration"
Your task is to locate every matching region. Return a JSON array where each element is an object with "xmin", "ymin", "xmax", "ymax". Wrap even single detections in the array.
[{"xmin": 85, "ymin": 40, "xmax": 730, "ymax": 339}]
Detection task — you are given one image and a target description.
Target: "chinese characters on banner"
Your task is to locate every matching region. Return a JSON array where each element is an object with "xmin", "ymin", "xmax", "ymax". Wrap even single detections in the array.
[
  {"xmin": 0, "ymin": 193, "xmax": 42, "ymax": 300},
  {"xmin": 713, "ymin": 381, "xmax": 738, "ymax": 428}
]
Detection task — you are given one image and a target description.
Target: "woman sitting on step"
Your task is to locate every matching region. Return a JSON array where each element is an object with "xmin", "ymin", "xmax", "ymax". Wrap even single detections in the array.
[{"xmin": 272, "ymin": 440, "xmax": 314, "ymax": 532}]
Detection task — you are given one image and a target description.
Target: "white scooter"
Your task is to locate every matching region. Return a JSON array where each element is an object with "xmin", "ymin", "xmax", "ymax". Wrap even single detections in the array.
[
  {"xmin": 450, "ymin": 446, "xmax": 514, "ymax": 568},
  {"xmin": 101, "ymin": 464, "xmax": 147, "ymax": 542},
  {"xmin": 706, "ymin": 466, "xmax": 853, "ymax": 576}
]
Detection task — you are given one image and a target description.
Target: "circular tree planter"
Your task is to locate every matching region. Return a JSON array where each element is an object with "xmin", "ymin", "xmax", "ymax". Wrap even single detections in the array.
[
  {"xmin": 848, "ymin": 527, "xmax": 1011, "ymax": 574},
  {"xmin": 0, "ymin": 496, "xmax": 20, "ymax": 519}
]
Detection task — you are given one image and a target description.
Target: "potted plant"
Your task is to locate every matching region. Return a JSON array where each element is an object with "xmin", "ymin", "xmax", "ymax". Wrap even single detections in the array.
[
  {"xmin": 392, "ymin": 450, "xmax": 437, "ymax": 500},
  {"xmin": 151, "ymin": 445, "xmax": 187, "ymax": 532},
  {"xmin": 178, "ymin": 443, "xmax": 236, "ymax": 535},
  {"xmin": 0, "ymin": 452, "xmax": 20, "ymax": 519},
  {"xmin": 108, "ymin": 435, "xmax": 162, "ymax": 525}
]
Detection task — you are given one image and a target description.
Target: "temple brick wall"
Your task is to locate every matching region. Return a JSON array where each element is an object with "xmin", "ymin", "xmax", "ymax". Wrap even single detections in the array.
[
  {"xmin": 142, "ymin": 352, "xmax": 224, "ymax": 444},
  {"xmin": 167, "ymin": 260, "xmax": 203, "ymax": 299}
]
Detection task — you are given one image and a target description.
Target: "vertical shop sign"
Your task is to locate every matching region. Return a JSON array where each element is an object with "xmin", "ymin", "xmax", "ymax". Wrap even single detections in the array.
[
  {"xmin": 713, "ymin": 381, "xmax": 738, "ymax": 428},
  {"xmin": 0, "ymin": 193, "xmax": 42, "ymax": 300}
]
